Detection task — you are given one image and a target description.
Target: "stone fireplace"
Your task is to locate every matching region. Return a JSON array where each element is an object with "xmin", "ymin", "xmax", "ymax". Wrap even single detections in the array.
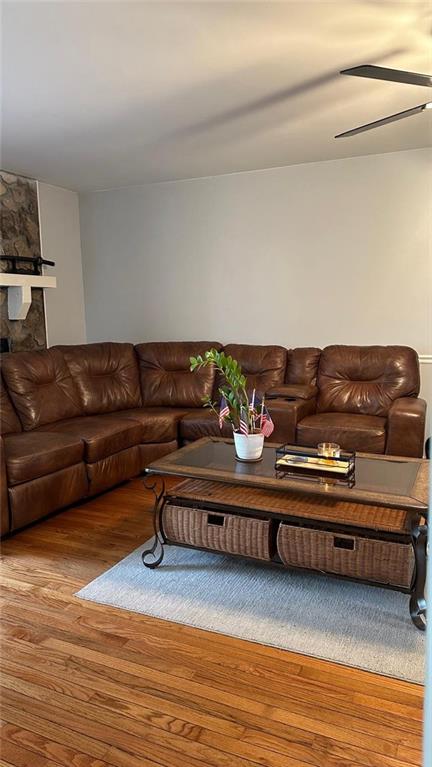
[{"xmin": 0, "ymin": 171, "xmax": 47, "ymax": 351}]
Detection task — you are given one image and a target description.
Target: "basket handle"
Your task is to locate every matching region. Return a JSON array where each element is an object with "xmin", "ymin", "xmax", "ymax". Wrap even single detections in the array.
[
  {"xmin": 207, "ymin": 513, "xmax": 225, "ymax": 527},
  {"xmin": 333, "ymin": 535, "xmax": 355, "ymax": 551}
]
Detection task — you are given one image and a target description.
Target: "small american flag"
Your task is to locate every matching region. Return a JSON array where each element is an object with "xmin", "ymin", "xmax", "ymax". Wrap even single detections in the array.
[
  {"xmin": 261, "ymin": 410, "xmax": 274, "ymax": 437},
  {"xmin": 259, "ymin": 397, "xmax": 274, "ymax": 437},
  {"xmin": 219, "ymin": 397, "xmax": 229, "ymax": 428},
  {"xmin": 239, "ymin": 405, "xmax": 249, "ymax": 435}
]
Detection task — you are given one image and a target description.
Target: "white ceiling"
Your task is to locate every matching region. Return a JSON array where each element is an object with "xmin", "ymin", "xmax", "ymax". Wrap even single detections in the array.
[{"xmin": 2, "ymin": 1, "xmax": 431, "ymax": 191}]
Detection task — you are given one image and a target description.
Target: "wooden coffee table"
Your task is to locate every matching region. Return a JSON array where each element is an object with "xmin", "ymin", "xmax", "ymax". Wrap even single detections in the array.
[{"xmin": 143, "ymin": 437, "xmax": 428, "ymax": 629}]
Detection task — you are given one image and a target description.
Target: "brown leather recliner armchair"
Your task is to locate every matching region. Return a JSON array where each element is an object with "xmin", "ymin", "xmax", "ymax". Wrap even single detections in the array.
[{"xmin": 296, "ymin": 345, "xmax": 426, "ymax": 456}]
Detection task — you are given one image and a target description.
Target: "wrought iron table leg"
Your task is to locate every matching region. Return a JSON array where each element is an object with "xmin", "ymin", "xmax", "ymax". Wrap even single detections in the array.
[
  {"xmin": 142, "ymin": 475, "xmax": 166, "ymax": 569},
  {"xmin": 410, "ymin": 522, "xmax": 427, "ymax": 630}
]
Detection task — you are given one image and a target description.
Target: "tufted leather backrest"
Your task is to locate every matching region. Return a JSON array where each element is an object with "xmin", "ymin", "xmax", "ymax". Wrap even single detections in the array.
[
  {"xmin": 0, "ymin": 375, "xmax": 22, "ymax": 435},
  {"xmin": 286, "ymin": 348, "xmax": 321, "ymax": 385},
  {"xmin": 317, "ymin": 345, "xmax": 420, "ymax": 417},
  {"xmin": 136, "ymin": 342, "xmax": 222, "ymax": 407},
  {"xmin": 1, "ymin": 348, "xmax": 82, "ymax": 430},
  {"xmin": 223, "ymin": 344, "xmax": 287, "ymax": 396},
  {"xmin": 57, "ymin": 342, "xmax": 141, "ymax": 415}
]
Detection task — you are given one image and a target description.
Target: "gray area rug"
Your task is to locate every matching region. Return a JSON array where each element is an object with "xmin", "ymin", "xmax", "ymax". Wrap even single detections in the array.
[{"xmin": 76, "ymin": 541, "xmax": 425, "ymax": 684}]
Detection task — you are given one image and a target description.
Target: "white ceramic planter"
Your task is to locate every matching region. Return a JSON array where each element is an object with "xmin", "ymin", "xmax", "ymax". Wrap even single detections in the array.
[{"xmin": 233, "ymin": 432, "xmax": 264, "ymax": 461}]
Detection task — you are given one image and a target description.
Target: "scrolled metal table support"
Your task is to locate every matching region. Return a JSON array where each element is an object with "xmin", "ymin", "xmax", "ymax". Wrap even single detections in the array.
[
  {"xmin": 410, "ymin": 521, "xmax": 427, "ymax": 630},
  {"xmin": 142, "ymin": 474, "xmax": 166, "ymax": 569}
]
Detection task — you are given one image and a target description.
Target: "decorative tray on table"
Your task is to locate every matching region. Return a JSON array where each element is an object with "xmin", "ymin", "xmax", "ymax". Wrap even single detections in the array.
[{"xmin": 275, "ymin": 444, "xmax": 356, "ymax": 485}]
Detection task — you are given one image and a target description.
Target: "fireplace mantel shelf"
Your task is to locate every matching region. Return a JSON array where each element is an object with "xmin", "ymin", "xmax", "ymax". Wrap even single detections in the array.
[{"xmin": 0, "ymin": 273, "xmax": 57, "ymax": 320}]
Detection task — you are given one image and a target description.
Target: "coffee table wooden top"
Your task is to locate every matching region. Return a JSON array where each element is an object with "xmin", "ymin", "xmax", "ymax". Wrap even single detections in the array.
[{"xmin": 146, "ymin": 437, "xmax": 429, "ymax": 513}]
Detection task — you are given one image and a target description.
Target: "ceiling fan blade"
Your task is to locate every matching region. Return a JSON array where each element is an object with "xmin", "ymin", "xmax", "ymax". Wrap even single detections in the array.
[
  {"xmin": 340, "ymin": 65, "xmax": 432, "ymax": 88},
  {"xmin": 335, "ymin": 103, "xmax": 430, "ymax": 138}
]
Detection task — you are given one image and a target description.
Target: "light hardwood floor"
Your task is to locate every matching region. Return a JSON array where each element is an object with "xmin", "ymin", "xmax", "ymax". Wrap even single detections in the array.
[{"xmin": 0, "ymin": 477, "xmax": 423, "ymax": 767}]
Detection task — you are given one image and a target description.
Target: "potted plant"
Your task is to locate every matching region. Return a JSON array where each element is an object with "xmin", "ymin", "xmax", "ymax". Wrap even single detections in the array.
[{"xmin": 190, "ymin": 348, "xmax": 274, "ymax": 461}]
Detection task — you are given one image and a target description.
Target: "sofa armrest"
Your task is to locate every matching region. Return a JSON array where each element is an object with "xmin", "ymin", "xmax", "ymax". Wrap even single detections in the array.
[
  {"xmin": 268, "ymin": 397, "xmax": 316, "ymax": 445},
  {"xmin": 266, "ymin": 384, "xmax": 318, "ymax": 401},
  {"xmin": 386, "ymin": 398, "xmax": 427, "ymax": 458},
  {"xmin": 0, "ymin": 436, "xmax": 10, "ymax": 537}
]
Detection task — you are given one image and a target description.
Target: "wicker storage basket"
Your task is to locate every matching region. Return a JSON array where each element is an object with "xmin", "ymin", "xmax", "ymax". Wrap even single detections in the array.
[
  {"xmin": 162, "ymin": 503, "xmax": 271, "ymax": 561},
  {"xmin": 277, "ymin": 523, "xmax": 414, "ymax": 588}
]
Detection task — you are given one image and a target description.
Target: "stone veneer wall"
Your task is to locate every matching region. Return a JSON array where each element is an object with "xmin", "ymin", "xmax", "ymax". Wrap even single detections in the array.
[{"xmin": 0, "ymin": 171, "xmax": 47, "ymax": 351}]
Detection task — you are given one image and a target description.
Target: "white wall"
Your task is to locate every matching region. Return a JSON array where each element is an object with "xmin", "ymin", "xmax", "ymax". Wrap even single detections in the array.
[
  {"xmin": 79, "ymin": 148, "xmax": 432, "ymax": 432},
  {"xmin": 38, "ymin": 182, "xmax": 87, "ymax": 346},
  {"xmin": 80, "ymin": 148, "xmax": 431, "ymax": 349}
]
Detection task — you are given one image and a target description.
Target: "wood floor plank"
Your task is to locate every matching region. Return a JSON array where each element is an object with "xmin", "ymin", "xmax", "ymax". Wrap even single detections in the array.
[
  {"xmin": 0, "ymin": 737, "xmax": 62, "ymax": 767},
  {"xmin": 396, "ymin": 744, "xmax": 423, "ymax": 766},
  {"xmin": 4, "ymin": 621, "xmax": 419, "ymax": 747},
  {"xmin": 4, "ymin": 587, "xmax": 420, "ymax": 735},
  {"xmin": 0, "ymin": 724, "xmax": 113, "ymax": 767},
  {"xmin": 1, "ymin": 705, "xmax": 110, "ymax": 762},
  {"xmin": 1, "ymin": 657, "xmax": 246, "ymax": 739},
  {"xmin": 0, "ymin": 578, "xmax": 421, "ymax": 721},
  {"xmin": 2, "ymin": 689, "xmax": 255, "ymax": 767},
  {"xmin": 0, "ymin": 476, "xmax": 423, "ymax": 767},
  {"xmin": 36, "ymin": 634, "xmax": 414, "ymax": 758},
  {"xmin": 2, "ymin": 637, "xmax": 417, "ymax": 767}
]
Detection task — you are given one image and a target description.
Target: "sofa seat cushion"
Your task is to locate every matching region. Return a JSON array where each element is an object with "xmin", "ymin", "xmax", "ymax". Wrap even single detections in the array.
[
  {"xmin": 4, "ymin": 431, "xmax": 84, "ymax": 485},
  {"xmin": 105, "ymin": 407, "xmax": 189, "ymax": 443},
  {"xmin": 297, "ymin": 413, "xmax": 386, "ymax": 453},
  {"xmin": 180, "ymin": 409, "xmax": 232, "ymax": 442},
  {"xmin": 38, "ymin": 416, "xmax": 142, "ymax": 463}
]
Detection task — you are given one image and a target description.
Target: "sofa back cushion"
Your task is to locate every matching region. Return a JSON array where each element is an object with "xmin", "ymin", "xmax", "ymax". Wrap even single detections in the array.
[
  {"xmin": 0, "ymin": 375, "xmax": 22, "ymax": 435},
  {"xmin": 1, "ymin": 348, "xmax": 81, "ymax": 430},
  {"xmin": 58, "ymin": 342, "xmax": 141, "ymax": 415},
  {"xmin": 286, "ymin": 348, "xmax": 321, "ymax": 385},
  {"xmin": 317, "ymin": 345, "xmax": 420, "ymax": 417},
  {"xmin": 223, "ymin": 344, "xmax": 287, "ymax": 396},
  {"xmin": 136, "ymin": 342, "xmax": 222, "ymax": 407}
]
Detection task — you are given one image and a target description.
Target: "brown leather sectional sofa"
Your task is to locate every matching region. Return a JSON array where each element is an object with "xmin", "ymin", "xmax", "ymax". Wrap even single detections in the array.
[{"xmin": 0, "ymin": 341, "xmax": 426, "ymax": 536}]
